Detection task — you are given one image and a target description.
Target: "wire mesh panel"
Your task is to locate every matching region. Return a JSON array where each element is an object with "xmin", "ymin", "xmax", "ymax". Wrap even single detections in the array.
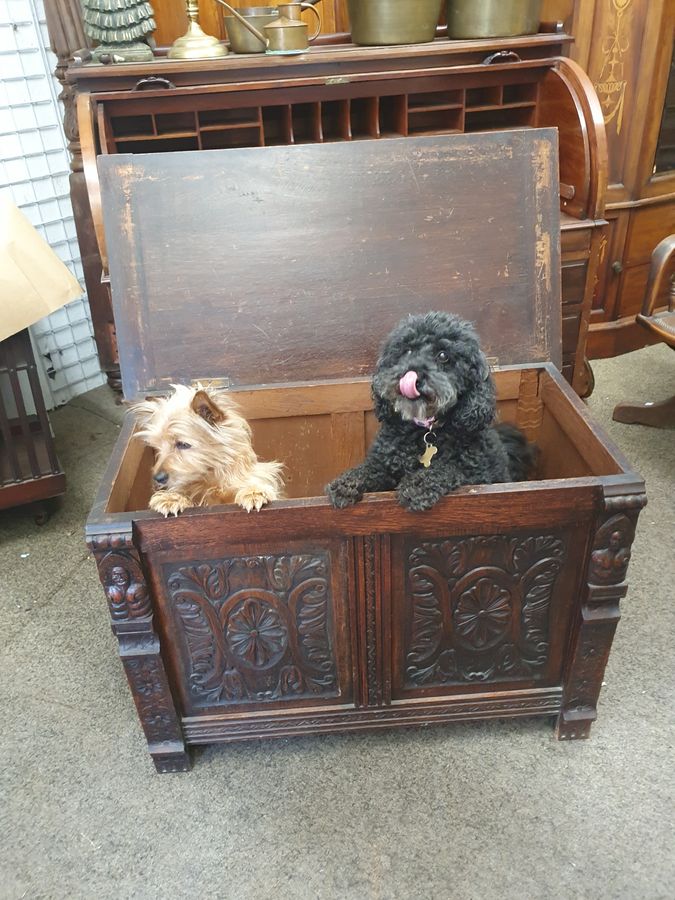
[{"xmin": 0, "ymin": 0, "xmax": 105, "ymax": 406}]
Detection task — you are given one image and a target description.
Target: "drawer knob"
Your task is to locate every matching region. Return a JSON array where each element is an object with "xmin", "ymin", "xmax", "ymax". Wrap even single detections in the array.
[{"xmin": 611, "ymin": 260, "xmax": 623, "ymax": 275}]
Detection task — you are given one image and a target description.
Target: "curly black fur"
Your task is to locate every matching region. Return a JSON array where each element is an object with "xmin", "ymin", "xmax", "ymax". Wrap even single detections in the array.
[{"xmin": 326, "ymin": 312, "xmax": 536, "ymax": 512}]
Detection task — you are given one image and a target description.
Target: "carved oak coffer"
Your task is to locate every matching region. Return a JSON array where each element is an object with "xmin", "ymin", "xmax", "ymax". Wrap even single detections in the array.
[{"xmin": 86, "ymin": 132, "xmax": 645, "ymax": 772}]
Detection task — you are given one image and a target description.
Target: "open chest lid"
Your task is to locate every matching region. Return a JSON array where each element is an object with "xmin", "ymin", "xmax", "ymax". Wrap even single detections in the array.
[{"xmin": 98, "ymin": 130, "xmax": 561, "ymax": 400}]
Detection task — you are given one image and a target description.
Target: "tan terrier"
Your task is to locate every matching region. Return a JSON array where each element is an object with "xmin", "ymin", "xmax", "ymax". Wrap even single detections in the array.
[{"xmin": 132, "ymin": 384, "xmax": 284, "ymax": 516}]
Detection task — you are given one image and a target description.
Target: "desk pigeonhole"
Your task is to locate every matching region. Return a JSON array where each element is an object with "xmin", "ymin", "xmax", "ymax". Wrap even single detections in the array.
[{"xmin": 87, "ymin": 131, "xmax": 645, "ymax": 772}]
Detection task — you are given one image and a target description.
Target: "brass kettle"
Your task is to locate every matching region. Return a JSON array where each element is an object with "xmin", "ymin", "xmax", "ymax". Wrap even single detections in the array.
[{"xmin": 215, "ymin": 1, "xmax": 322, "ymax": 54}]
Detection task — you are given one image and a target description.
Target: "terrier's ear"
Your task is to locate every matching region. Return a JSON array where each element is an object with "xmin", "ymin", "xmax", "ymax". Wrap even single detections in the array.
[{"xmin": 191, "ymin": 390, "xmax": 226, "ymax": 425}]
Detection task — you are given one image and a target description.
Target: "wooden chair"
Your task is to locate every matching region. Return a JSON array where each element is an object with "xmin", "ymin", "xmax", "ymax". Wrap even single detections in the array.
[{"xmin": 613, "ymin": 235, "xmax": 675, "ymax": 428}]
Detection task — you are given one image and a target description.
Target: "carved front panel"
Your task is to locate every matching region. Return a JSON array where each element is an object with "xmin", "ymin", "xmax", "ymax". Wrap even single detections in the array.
[
  {"xmin": 157, "ymin": 549, "xmax": 350, "ymax": 713},
  {"xmin": 393, "ymin": 532, "xmax": 575, "ymax": 696}
]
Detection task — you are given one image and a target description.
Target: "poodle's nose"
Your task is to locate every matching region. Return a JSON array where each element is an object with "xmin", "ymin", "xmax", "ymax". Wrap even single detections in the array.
[
  {"xmin": 153, "ymin": 471, "xmax": 169, "ymax": 486},
  {"xmin": 399, "ymin": 371, "xmax": 420, "ymax": 399}
]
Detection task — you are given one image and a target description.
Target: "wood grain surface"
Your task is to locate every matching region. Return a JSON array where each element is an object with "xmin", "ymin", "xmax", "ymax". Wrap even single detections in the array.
[{"xmin": 99, "ymin": 130, "xmax": 562, "ymax": 398}]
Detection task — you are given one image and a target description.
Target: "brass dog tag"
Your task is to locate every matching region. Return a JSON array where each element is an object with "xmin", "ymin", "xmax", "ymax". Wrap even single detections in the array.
[{"xmin": 419, "ymin": 444, "xmax": 438, "ymax": 468}]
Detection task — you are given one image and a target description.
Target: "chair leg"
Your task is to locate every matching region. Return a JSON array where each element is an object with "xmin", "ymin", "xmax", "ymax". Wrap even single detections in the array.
[{"xmin": 612, "ymin": 394, "xmax": 675, "ymax": 428}]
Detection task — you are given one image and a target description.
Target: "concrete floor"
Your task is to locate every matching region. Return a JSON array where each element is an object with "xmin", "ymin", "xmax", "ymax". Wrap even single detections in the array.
[{"xmin": 1, "ymin": 346, "xmax": 673, "ymax": 900}]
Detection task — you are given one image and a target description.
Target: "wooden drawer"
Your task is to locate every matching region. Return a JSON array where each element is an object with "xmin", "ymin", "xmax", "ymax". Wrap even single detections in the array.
[
  {"xmin": 561, "ymin": 260, "xmax": 587, "ymax": 306},
  {"xmin": 561, "ymin": 225, "xmax": 592, "ymax": 255}
]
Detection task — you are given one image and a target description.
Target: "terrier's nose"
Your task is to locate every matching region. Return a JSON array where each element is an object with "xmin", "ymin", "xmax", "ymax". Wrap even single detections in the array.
[{"xmin": 153, "ymin": 471, "xmax": 169, "ymax": 486}]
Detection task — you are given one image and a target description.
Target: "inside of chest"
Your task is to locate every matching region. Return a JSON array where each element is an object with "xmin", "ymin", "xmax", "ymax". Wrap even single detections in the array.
[{"xmin": 107, "ymin": 368, "xmax": 623, "ymax": 514}]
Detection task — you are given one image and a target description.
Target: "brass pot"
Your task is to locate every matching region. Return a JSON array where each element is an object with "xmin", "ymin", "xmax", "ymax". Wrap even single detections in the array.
[
  {"xmin": 446, "ymin": 0, "xmax": 543, "ymax": 39},
  {"xmin": 216, "ymin": 0, "xmax": 322, "ymax": 54},
  {"xmin": 223, "ymin": 6, "xmax": 278, "ymax": 54},
  {"xmin": 347, "ymin": 0, "xmax": 443, "ymax": 47}
]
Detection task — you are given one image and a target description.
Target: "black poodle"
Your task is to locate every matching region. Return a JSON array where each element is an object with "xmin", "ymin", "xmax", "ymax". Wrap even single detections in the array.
[{"xmin": 326, "ymin": 312, "xmax": 535, "ymax": 512}]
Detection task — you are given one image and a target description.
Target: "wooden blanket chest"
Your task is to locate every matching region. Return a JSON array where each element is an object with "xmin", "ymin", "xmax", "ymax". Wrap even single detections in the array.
[{"xmin": 86, "ymin": 130, "xmax": 645, "ymax": 772}]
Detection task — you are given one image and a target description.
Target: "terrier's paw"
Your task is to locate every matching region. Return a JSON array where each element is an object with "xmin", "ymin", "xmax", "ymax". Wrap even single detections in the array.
[
  {"xmin": 326, "ymin": 474, "xmax": 363, "ymax": 509},
  {"xmin": 149, "ymin": 491, "xmax": 191, "ymax": 517},
  {"xmin": 235, "ymin": 487, "xmax": 271, "ymax": 512}
]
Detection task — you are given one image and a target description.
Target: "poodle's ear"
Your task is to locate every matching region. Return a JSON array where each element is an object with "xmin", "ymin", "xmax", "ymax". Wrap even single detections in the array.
[
  {"xmin": 372, "ymin": 390, "xmax": 391, "ymax": 423},
  {"xmin": 478, "ymin": 352, "xmax": 491, "ymax": 382},
  {"xmin": 451, "ymin": 373, "xmax": 496, "ymax": 433}
]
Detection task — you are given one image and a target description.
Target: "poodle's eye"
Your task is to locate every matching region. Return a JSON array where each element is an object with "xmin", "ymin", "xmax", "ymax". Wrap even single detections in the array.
[
  {"xmin": 437, "ymin": 350, "xmax": 449, "ymax": 363},
  {"xmin": 175, "ymin": 441, "xmax": 192, "ymax": 450}
]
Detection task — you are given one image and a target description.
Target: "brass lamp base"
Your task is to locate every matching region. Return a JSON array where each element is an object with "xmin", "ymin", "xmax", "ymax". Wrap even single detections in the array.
[{"xmin": 168, "ymin": 22, "xmax": 228, "ymax": 60}]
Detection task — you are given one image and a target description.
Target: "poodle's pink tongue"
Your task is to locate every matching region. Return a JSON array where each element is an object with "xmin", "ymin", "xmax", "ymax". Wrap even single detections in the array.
[{"xmin": 399, "ymin": 371, "xmax": 420, "ymax": 399}]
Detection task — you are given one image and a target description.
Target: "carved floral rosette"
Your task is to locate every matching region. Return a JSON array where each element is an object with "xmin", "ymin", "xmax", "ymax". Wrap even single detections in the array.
[
  {"xmin": 405, "ymin": 534, "xmax": 567, "ymax": 686},
  {"xmin": 165, "ymin": 553, "xmax": 339, "ymax": 707}
]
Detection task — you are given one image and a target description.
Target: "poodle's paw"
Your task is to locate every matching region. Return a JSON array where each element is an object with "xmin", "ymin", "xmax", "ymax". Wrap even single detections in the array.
[
  {"xmin": 396, "ymin": 474, "xmax": 444, "ymax": 512},
  {"xmin": 235, "ymin": 486, "xmax": 271, "ymax": 512},
  {"xmin": 150, "ymin": 491, "xmax": 191, "ymax": 517},
  {"xmin": 326, "ymin": 473, "xmax": 363, "ymax": 509}
]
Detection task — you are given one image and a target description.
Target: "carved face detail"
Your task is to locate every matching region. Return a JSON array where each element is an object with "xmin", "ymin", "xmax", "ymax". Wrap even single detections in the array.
[{"xmin": 111, "ymin": 565, "xmax": 129, "ymax": 589}]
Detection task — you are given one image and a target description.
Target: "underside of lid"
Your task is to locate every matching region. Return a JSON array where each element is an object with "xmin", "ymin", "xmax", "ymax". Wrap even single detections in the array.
[{"xmin": 98, "ymin": 130, "xmax": 561, "ymax": 399}]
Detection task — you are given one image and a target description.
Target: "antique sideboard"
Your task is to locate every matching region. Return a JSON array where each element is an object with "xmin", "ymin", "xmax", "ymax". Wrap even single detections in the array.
[{"xmin": 65, "ymin": 30, "xmax": 608, "ymax": 395}]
